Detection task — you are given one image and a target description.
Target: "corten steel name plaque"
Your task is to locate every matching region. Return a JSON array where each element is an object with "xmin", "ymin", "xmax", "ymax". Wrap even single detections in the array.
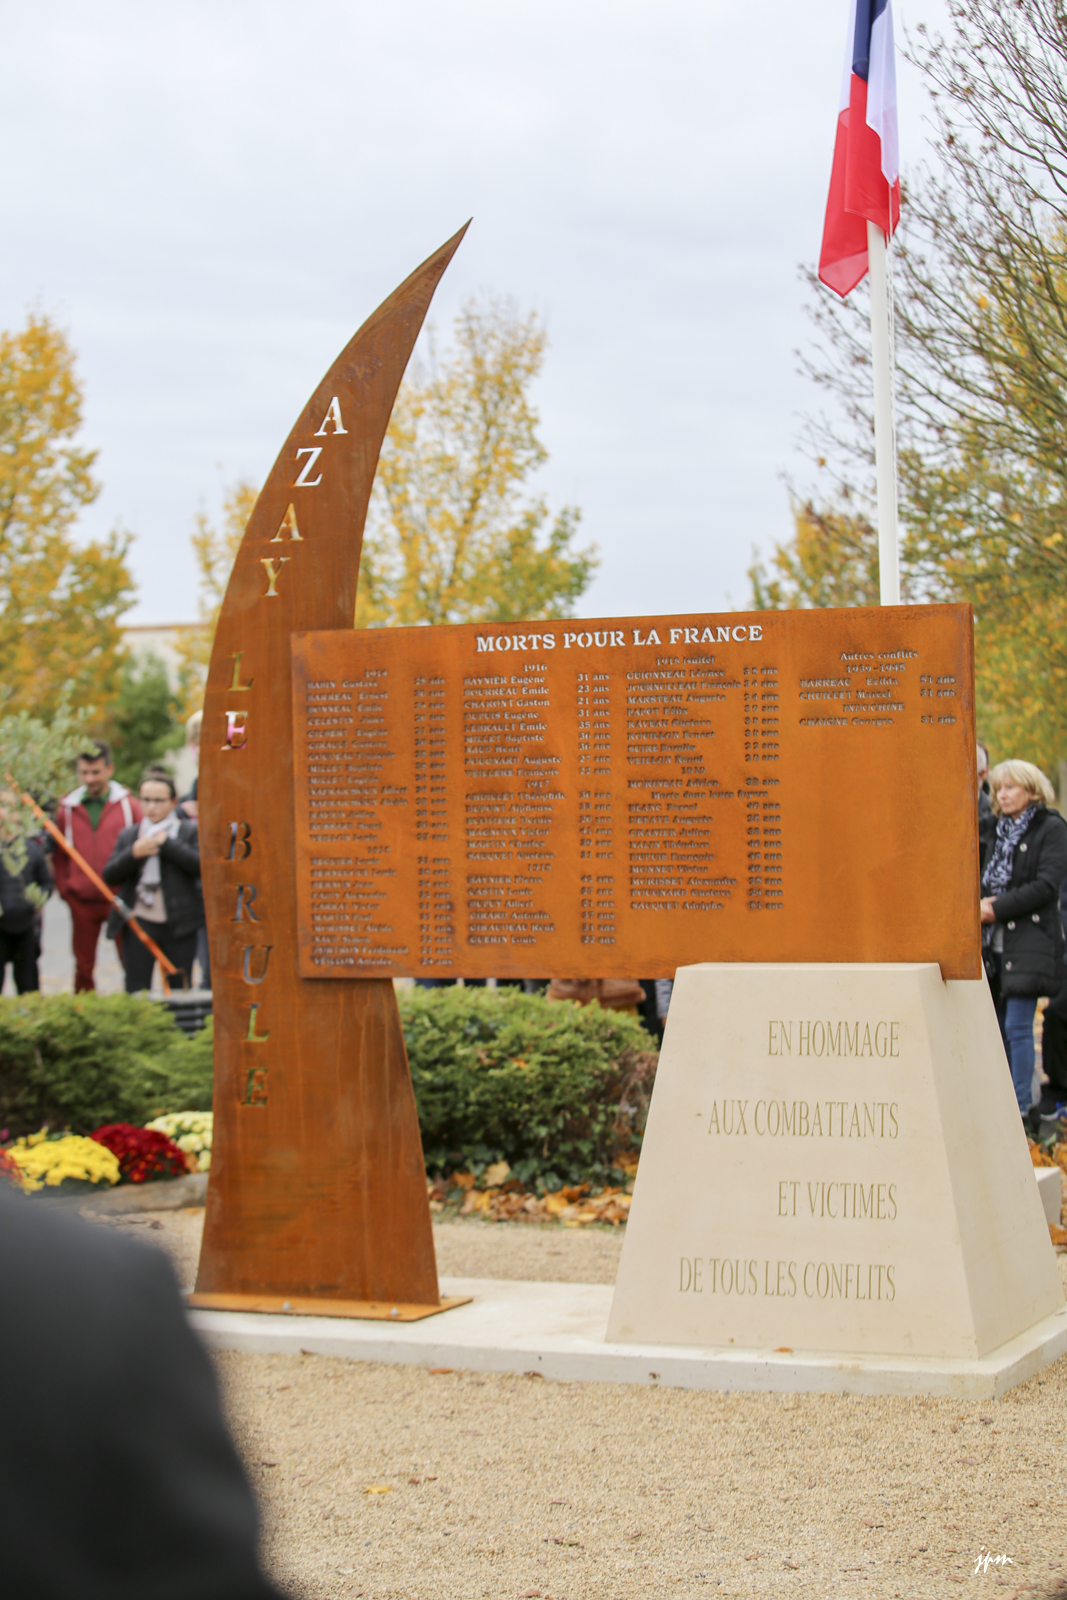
[
  {"xmin": 291, "ymin": 602, "xmax": 980, "ymax": 983},
  {"xmin": 190, "ymin": 229, "xmax": 471, "ymax": 1319}
]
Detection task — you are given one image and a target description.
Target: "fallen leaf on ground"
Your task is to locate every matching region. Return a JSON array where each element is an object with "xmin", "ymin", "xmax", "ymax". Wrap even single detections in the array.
[
  {"xmin": 433, "ymin": 1171, "xmax": 634, "ymax": 1225},
  {"xmin": 428, "ymin": 1367, "xmax": 454, "ymax": 1375}
]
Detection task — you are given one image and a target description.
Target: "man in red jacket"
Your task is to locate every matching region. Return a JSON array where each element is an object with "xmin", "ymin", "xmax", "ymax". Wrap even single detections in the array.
[{"xmin": 53, "ymin": 742, "xmax": 142, "ymax": 992}]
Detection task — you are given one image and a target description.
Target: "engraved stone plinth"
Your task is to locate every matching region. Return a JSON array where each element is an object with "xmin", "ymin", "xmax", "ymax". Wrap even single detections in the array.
[{"xmin": 607, "ymin": 963, "xmax": 1064, "ymax": 1359}]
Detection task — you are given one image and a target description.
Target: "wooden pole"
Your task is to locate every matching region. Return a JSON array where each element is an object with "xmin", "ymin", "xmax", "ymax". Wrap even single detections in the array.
[{"xmin": 867, "ymin": 219, "xmax": 901, "ymax": 606}]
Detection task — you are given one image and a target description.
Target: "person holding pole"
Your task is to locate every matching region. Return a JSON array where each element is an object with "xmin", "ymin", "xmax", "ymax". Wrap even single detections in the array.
[
  {"xmin": 10, "ymin": 779, "xmax": 179, "ymax": 990},
  {"xmin": 53, "ymin": 742, "xmax": 142, "ymax": 991},
  {"xmin": 818, "ymin": 0, "xmax": 902, "ymax": 606}
]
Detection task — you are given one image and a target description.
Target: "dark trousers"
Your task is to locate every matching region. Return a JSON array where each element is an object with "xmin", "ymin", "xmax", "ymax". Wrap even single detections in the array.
[
  {"xmin": 1042, "ymin": 1010, "xmax": 1067, "ymax": 1103},
  {"xmin": 68, "ymin": 897, "xmax": 110, "ymax": 993},
  {"xmin": 123, "ymin": 923, "xmax": 198, "ymax": 994},
  {"xmin": 415, "ymin": 978, "xmax": 488, "ymax": 989},
  {"xmin": 0, "ymin": 928, "xmax": 39, "ymax": 993},
  {"xmin": 985, "ymin": 951, "xmax": 1036, "ymax": 1115}
]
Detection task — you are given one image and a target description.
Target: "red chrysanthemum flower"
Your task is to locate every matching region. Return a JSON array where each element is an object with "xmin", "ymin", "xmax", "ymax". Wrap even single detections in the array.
[{"xmin": 89, "ymin": 1124, "xmax": 189, "ymax": 1185}]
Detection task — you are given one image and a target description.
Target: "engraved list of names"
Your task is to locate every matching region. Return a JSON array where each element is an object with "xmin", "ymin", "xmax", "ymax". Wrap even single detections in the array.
[{"xmin": 290, "ymin": 604, "xmax": 979, "ymax": 982}]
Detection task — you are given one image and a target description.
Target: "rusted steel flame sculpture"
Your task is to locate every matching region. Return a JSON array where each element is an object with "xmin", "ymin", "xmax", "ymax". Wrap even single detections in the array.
[{"xmin": 190, "ymin": 227, "xmax": 469, "ymax": 1318}]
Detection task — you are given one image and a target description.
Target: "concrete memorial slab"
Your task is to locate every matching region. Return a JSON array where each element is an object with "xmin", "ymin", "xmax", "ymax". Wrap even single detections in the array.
[
  {"xmin": 608, "ymin": 963, "xmax": 1065, "ymax": 1362},
  {"xmin": 189, "ymin": 1268, "xmax": 1067, "ymax": 1398}
]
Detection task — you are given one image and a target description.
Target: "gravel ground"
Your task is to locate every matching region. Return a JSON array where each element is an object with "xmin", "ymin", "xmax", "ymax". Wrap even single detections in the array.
[
  {"xmin": 99, "ymin": 1209, "xmax": 1067, "ymax": 1600},
  {"xmin": 224, "ymin": 1345, "xmax": 1067, "ymax": 1600},
  {"xmin": 102, "ymin": 1210, "xmax": 626, "ymax": 1292},
  {"xmin": 428, "ymin": 1216, "xmax": 625, "ymax": 1286}
]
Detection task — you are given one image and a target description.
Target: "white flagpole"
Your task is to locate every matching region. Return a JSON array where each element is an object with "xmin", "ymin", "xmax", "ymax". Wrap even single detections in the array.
[{"xmin": 866, "ymin": 218, "xmax": 901, "ymax": 605}]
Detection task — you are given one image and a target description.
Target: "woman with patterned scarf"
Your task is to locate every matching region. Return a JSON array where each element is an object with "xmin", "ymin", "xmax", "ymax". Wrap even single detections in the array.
[{"xmin": 979, "ymin": 760, "xmax": 1067, "ymax": 1128}]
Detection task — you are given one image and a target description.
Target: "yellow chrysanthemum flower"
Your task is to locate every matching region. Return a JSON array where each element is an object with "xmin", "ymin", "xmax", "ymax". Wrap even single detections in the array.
[{"xmin": 8, "ymin": 1135, "xmax": 120, "ymax": 1195}]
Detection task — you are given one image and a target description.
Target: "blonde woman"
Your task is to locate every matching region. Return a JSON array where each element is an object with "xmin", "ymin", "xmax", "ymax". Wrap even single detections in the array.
[{"xmin": 979, "ymin": 760, "xmax": 1067, "ymax": 1126}]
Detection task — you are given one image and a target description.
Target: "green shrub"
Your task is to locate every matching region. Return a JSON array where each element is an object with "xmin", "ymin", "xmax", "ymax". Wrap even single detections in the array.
[
  {"xmin": 0, "ymin": 995, "xmax": 213, "ymax": 1138},
  {"xmin": 0, "ymin": 989, "xmax": 657, "ymax": 1191},
  {"xmin": 400, "ymin": 986, "xmax": 657, "ymax": 1190}
]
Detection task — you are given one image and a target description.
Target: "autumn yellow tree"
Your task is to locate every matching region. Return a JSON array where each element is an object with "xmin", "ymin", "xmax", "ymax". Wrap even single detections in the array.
[
  {"xmin": 181, "ymin": 297, "xmax": 595, "ymax": 695},
  {"xmin": 748, "ymin": 500, "xmax": 884, "ymax": 611},
  {"xmin": 0, "ymin": 314, "xmax": 134, "ymax": 716},
  {"xmin": 356, "ymin": 295, "xmax": 596, "ymax": 626},
  {"xmin": 789, "ymin": 1, "xmax": 1067, "ymax": 779}
]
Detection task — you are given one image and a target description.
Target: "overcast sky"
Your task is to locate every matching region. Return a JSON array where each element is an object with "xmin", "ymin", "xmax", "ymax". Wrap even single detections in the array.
[{"xmin": 0, "ymin": 0, "xmax": 948, "ymax": 625}]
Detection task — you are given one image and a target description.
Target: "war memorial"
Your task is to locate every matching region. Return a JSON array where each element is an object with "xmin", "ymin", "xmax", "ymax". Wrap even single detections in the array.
[{"xmin": 186, "ymin": 230, "xmax": 1066, "ymax": 1397}]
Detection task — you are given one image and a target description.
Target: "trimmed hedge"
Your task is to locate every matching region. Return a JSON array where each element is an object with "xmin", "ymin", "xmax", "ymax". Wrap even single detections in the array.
[
  {"xmin": 0, "ymin": 989, "xmax": 659, "ymax": 1192},
  {"xmin": 0, "ymin": 995, "xmax": 213, "ymax": 1138},
  {"xmin": 399, "ymin": 986, "xmax": 657, "ymax": 1190}
]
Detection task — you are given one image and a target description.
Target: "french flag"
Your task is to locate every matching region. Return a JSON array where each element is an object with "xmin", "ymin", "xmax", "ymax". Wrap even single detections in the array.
[{"xmin": 819, "ymin": 0, "xmax": 901, "ymax": 298}]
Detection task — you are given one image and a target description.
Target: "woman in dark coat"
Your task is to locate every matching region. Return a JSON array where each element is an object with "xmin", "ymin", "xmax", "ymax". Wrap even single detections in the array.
[
  {"xmin": 103, "ymin": 770, "xmax": 203, "ymax": 993},
  {"xmin": 979, "ymin": 759, "xmax": 1067, "ymax": 1123}
]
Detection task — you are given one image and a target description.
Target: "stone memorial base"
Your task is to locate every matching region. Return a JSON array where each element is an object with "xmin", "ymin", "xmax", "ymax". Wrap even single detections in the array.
[
  {"xmin": 188, "ymin": 1276, "xmax": 1067, "ymax": 1399},
  {"xmin": 185, "ymin": 961, "xmax": 1067, "ymax": 1398},
  {"xmin": 608, "ymin": 963, "xmax": 1064, "ymax": 1362}
]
